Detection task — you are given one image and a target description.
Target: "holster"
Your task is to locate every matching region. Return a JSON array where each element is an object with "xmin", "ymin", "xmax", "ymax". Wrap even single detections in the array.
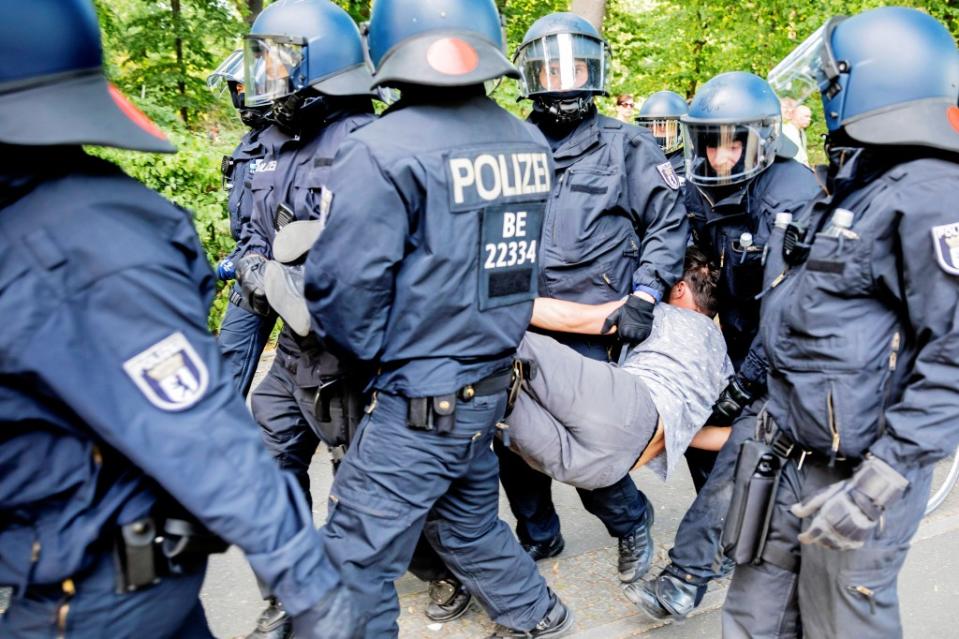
[
  {"xmin": 721, "ymin": 439, "xmax": 783, "ymax": 565},
  {"xmin": 312, "ymin": 376, "xmax": 367, "ymax": 466},
  {"xmin": 407, "ymin": 394, "xmax": 457, "ymax": 435}
]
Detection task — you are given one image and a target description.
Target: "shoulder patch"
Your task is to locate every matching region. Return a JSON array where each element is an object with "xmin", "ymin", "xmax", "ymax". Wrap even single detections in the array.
[
  {"xmin": 656, "ymin": 162, "xmax": 681, "ymax": 191},
  {"xmin": 932, "ymin": 222, "xmax": 959, "ymax": 275},
  {"xmin": 123, "ymin": 332, "xmax": 209, "ymax": 411}
]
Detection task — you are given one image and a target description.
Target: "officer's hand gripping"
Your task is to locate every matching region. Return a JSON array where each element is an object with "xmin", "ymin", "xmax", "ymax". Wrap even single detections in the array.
[
  {"xmin": 790, "ymin": 455, "xmax": 909, "ymax": 551},
  {"xmin": 236, "ymin": 253, "xmax": 271, "ymax": 316},
  {"xmin": 602, "ymin": 294, "xmax": 656, "ymax": 344},
  {"xmin": 709, "ymin": 375, "xmax": 756, "ymax": 425}
]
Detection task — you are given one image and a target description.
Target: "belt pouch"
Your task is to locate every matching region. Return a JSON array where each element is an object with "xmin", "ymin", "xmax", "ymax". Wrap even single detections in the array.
[
  {"xmin": 431, "ymin": 394, "xmax": 457, "ymax": 435},
  {"xmin": 408, "ymin": 397, "xmax": 430, "ymax": 430},
  {"xmin": 113, "ymin": 517, "xmax": 160, "ymax": 593}
]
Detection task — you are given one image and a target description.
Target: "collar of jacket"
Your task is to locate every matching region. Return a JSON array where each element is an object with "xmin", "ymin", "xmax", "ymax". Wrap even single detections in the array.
[{"xmin": 538, "ymin": 111, "xmax": 604, "ymax": 167}]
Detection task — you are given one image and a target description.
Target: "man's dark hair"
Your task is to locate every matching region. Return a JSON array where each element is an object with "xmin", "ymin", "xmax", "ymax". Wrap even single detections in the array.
[{"xmin": 682, "ymin": 247, "xmax": 720, "ymax": 317}]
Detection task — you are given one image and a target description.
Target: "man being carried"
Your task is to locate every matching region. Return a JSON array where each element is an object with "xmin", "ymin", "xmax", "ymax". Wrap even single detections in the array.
[{"xmin": 504, "ymin": 248, "xmax": 733, "ymax": 489}]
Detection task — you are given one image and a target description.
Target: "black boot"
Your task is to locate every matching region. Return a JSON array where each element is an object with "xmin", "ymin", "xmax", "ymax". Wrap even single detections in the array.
[
  {"xmin": 486, "ymin": 591, "xmax": 574, "ymax": 638},
  {"xmin": 622, "ymin": 568, "xmax": 706, "ymax": 623},
  {"xmin": 425, "ymin": 578, "xmax": 472, "ymax": 622},
  {"xmin": 617, "ymin": 505, "xmax": 654, "ymax": 583},
  {"xmin": 246, "ymin": 598, "xmax": 293, "ymax": 639},
  {"xmin": 521, "ymin": 533, "xmax": 565, "ymax": 562}
]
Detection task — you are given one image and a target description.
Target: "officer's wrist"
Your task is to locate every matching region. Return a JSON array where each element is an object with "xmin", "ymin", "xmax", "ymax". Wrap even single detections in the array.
[{"xmin": 633, "ymin": 285, "xmax": 661, "ymax": 304}]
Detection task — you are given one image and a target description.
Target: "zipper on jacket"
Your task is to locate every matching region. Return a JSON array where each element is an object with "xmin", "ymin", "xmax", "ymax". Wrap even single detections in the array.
[
  {"xmin": 827, "ymin": 385, "xmax": 840, "ymax": 467},
  {"xmin": 56, "ymin": 578, "xmax": 76, "ymax": 639},
  {"xmin": 847, "ymin": 584, "xmax": 877, "ymax": 615},
  {"xmin": 877, "ymin": 331, "xmax": 901, "ymax": 438}
]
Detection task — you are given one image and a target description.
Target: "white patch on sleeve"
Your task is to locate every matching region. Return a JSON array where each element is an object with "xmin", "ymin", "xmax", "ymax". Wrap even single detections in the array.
[
  {"xmin": 931, "ymin": 222, "xmax": 959, "ymax": 275},
  {"xmin": 123, "ymin": 332, "xmax": 209, "ymax": 411},
  {"xmin": 656, "ymin": 162, "xmax": 680, "ymax": 190}
]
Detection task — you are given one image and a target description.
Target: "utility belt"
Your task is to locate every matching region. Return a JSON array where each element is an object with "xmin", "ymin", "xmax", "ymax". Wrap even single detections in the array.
[
  {"xmin": 404, "ymin": 363, "xmax": 530, "ymax": 435},
  {"xmin": 313, "ymin": 376, "xmax": 367, "ymax": 466},
  {"xmin": 110, "ymin": 513, "xmax": 227, "ymax": 594},
  {"xmin": 722, "ymin": 410, "xmax": 858, "ymax": 569}
]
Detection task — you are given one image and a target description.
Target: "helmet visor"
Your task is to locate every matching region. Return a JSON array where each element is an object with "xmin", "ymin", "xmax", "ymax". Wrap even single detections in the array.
[
  {"xmin": 682, "ymin": 120, "xmax": 781, "ymax": 186},
  {"xmin": 636, "ymin": 117, "xmax": 683, "ymax": 153},
  {"xmin": 515, "ymin": 33, "xmax": 608, "ymax": 97},
  {"xmin": 244, "ymin": 35, "xmax": 308, "ymax": 107},
  {"xmin": 768, "ymin": 18, "xmax": 846, "ymax": 105},
  {"xmin": 207, "ymin": 49, "xmax": 245, "ymax": 96}
]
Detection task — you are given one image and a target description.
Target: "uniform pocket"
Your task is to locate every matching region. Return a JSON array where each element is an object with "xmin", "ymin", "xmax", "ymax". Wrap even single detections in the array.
[
  {"xmin": 549, "ymin": 167, "xmax": 624, "ymax": 263},
  {"xmin": 723, "ymin": 234, "xmax": 766, "ymax": 302}
]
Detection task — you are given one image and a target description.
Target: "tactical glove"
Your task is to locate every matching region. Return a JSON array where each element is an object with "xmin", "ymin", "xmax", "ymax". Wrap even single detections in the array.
[
  {"xmin": 709, "ymin": 375, "xmax": 755, "ymax": 425},
  {"xmin": 790, "ymin": 454, "xmax": 909, "ymax": 551},
  {"xmin": 602, "ymin": 295, "xmax": 656, "ymax": 344},
  {"xmin": 292, "ymin": 584, "xmax": 364, "ymax": 639},
  {"xmin": 236, "ymin": 253, "xmax": 271, "ymax": 316}
]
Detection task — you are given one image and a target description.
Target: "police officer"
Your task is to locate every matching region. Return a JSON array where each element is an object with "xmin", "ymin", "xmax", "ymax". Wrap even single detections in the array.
[
  {"xmin": 627, "ymin": 72, "xmax": 821, "ymax": 621},
  {"xmin": 635, "ymin": 90, "xmax": 688, "ymax": 181},
  {"xmin": 231, "ymin": 2, "xmax": 378, "ymax": 637},
  {"xmin": 303, "ymin": 1, "xmax": 573, "ymax": 637},
  {"xmin": 496, "ymin": 12, "xmax": 688, "ymax": 585},
  {"xmin": 721, "ymin": 8, "xmax": 959, "ymax": 636},
  {"xmin": 206, "ymin": 50, "xmax": 278, "ymax": 396},
  {"xmin": 0, "ymin": 2, "xmax": 358, "ymax": 638}
]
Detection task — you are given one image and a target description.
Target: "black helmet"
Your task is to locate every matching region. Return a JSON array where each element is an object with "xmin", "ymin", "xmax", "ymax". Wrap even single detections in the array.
[
  {"xmin": 0, "ymin": 0, "xmax": 174, "ymax": 152},
  {"xmin": 366, "ymin": 0, "xmax": 517, "ymax": 89}
]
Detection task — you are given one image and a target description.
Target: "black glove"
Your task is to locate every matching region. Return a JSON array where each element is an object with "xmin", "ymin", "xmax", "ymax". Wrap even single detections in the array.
[
  {"xmin": 709, "ymin": 375, "xmax": 755, "ymax": 425},
  {"xmin": 236, "ymin": 253, "xmax": 271, "ymax": 316},
  {"xmin": 601, "ymin": 295, "xmax": 656, "ymax": 344},
  {"xmin": 292, "ymin": 584, "xmax": 365, "ymax": 639}
]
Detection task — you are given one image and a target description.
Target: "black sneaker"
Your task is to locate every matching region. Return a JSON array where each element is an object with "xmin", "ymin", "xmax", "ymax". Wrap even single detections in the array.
[
  {"xmin": 486, "ymin": 592, "xmax": 574, "ymax": 638},
  {"xmin": 622, "ymin": 570, "xmax": 706, "ymax": 623},
  {"xmin": 522, "ymin": 533, "xmax": 565, "ymax": 562},
  {"xmin": 246, "ymin": 598, "xmax": 293, "ymax": 639},
  {"xmin": 617, "ymin": 505, "xmax": 655, "ymax": 583},
  {"xmin": 425, "ymin": 578, "xmax": 472, "ymax": 623}
]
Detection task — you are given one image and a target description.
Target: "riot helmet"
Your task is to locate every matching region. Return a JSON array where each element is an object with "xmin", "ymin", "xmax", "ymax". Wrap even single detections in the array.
[
  {"xmin": 515, "ymin": 12, "xmax": 610, "ymax": 125},
  {"xmin": 636, "ymin": 90, "xmax": 688, "ymax": 154},
  {"xmin": 244, "ymin": 0, "xmax": 375, "ymax": 130},
  {"xmin": 366, "ymin": 0, "xmax": 517, "ymax": 90},
  {"xmin": 682, "ymin": 72, "xmax": 783, "ymax": 188},
  {"xmin": 207, "ymin": 49, "xmax": 269, "ymax": 128},
  {"xmin": 0, "ymin": 0, "xmax": 174, "ymax": 152},
  {"xmin": 769, "ymin": 6, "xmax": 959, "ymax": 153}
]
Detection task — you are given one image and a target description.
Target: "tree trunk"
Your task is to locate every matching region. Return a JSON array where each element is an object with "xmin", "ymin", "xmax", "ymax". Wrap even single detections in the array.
[
  {"xmin": 172, "ymin": 0, "xmax": 188, "ymax": 125},
  {"xmin": 247, "ymin": 0, "xmax": 263, "ymax": 25},
  {"xmin": 570, "ymin": 0, "xmax": 607, "ymax": 33}
]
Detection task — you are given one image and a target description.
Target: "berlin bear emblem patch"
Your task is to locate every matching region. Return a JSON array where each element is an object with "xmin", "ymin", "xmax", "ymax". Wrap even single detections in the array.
[
  {"xmin": 123, "ymin": 332, "xmax": 209, "ymax": 411},
  {"xmin": 932, "ymin": 222, "xmax": 959, "ymax": 276},
  {"xmin": 656, "ymin": 162, "xmax": 680, "ymax": 190}
]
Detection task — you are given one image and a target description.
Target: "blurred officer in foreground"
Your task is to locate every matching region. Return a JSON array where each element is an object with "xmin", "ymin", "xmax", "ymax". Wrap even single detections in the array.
[
  {"xmin": 232, "ymin": 2, "xmax": 378, "ymax": 637},
  {"xmin": 0, "ymin": 1, "xmax": 359, "ymax": 638},
  {"xmin": 206, "ymin": 49, "xmax": 278, "ymax": 397},
  {"xmin": 720, "ymin": 7, "xmax": 959, "ymax": 636},
  {"xmin": 635, "ymin": 90, "xmax": 688, "ymax": 183},
  {"xmin": 628, "ymin": 72, "xmax": 821, "ymax": 622},
  {"xmin": 497, "ymin": 11, "xmax": 688, "ymax": 587},
  {"xmin": 304, "ymin": 1, "xmax": 573, "ymax": 637}
]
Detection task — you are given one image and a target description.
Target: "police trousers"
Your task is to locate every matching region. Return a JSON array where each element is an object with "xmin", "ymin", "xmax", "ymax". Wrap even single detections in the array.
[
  {"xmin": 667, "ymin": 404, "xmax": 760, "ymax": 584},
  {"xmin": 0, "ymin": 553, "xmax": 211, "ymax": 639},
  {"xmin": 722, "ymin": 454, "xmax": 932, "ymax": 638},
  {"xmin": 321, "ymin": 390, "xmax": 552, "ymax": 638},
  {"xmin": 217, "ymin": 289, "xmax": 275, "ymax": 397}
]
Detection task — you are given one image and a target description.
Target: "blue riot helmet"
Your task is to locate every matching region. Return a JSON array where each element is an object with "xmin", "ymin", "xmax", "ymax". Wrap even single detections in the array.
[
  {"xmin": 769, "ymin": 7, "xmax": 959, "ymax": 153},
  {"xmin": 244, "ymin": 0, "xmax": 375, "ymax": 110},
  {"xmin": 0, "ymin": 0, "xmax": 174, "ymax": 152},
  {"xmin": 208, "ymin": 49, "xmax": 270, "ymax": 128},
  {"xmin": 366, "ymin": 0, "xmax": 517, "ymax": 89},
  {"xmin": 515, "ymin": 12, "xmax": 610, "ymax": 124},
  {"xmin": 636, "ymin": 90, "xmax": 688, "ymax": 153},
  {"xmin": 682, "ymin": 72, "xmax": 784, "ymax": 187}
]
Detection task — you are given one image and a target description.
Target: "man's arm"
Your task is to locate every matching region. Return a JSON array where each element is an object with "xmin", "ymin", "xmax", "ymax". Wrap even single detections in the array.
[{"xmin": 530, "ymin": 297, "xmax": 625, "ymax": 334}]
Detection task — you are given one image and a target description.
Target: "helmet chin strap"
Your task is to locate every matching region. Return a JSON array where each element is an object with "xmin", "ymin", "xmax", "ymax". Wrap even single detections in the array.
[{"xmin": 532, "ymin": 93, "xmax": 595, "ymax": 127}]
